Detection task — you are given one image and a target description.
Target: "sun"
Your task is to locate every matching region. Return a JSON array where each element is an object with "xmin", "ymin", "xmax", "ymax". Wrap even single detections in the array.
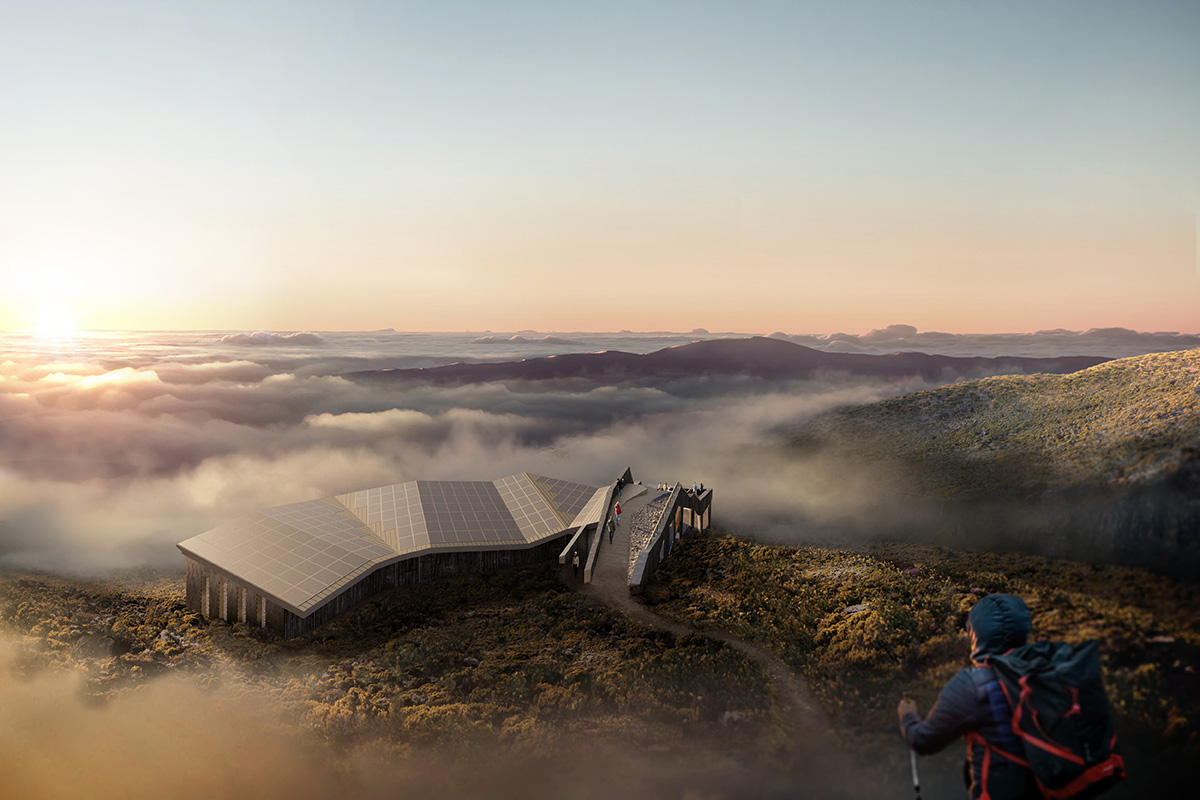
[{"xmin": 32, "ymin": 304, "xmax": 81, "ymax": 341}]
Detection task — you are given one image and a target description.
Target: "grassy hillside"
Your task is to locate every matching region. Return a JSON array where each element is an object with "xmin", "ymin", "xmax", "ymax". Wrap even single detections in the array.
[
  {"xmin": 791, "ymin": 348, "xmax": 1200, "ymax": 497},
  {"xmin": 4, "ymin": 530, "xmax": 1197, "ymax": 798},
  {"xmin": 643, "ymin": 529, "xmax": 1200, "ymax": 799}
]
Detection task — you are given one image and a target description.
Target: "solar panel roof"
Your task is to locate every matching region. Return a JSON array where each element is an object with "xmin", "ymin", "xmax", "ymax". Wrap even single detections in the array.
[{"xmin": 177, "ymin": 472, "xmax": 600, "ymax": 617}]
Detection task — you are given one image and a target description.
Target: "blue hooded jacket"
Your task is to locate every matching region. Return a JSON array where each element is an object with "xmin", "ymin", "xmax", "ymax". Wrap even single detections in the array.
[{"xmin": 901, "ymin": 593, "xmax": 1040, "ymax": 800}]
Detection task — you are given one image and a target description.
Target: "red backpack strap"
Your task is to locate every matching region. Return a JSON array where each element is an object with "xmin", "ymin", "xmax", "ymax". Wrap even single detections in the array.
[
  {"xmin": 966, "ymin": 729, "xmax": 1030, "ymax": 770},
  {"xmin": 972, "ymin": 665, "xmax": 1029, "ymax": 768}
]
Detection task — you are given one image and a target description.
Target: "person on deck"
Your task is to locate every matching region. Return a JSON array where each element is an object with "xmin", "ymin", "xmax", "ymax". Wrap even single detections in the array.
[{"xmin": 897, "ymin": 593, "xmax": 1040, "ymax": 800}]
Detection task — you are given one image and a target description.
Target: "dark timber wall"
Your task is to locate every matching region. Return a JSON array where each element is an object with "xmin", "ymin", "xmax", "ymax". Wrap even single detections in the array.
[
  {"xmin": 185, "ymin": 558, "xmax": 288, "ymax": 632},
  {"xmin": 186, "ymin": 534, "xmax": 572, "ymax": 638}
]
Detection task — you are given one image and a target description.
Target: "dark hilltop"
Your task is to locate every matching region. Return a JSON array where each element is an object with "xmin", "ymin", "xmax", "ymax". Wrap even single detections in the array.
[{"xmin": 346, "ymin": 336, "xmax": 1108, "ymax": 385}]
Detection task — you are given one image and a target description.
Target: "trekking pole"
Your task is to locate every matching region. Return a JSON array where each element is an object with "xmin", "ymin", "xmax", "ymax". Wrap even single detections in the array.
[{"xmin": 904, "ymin": 692, "xmax": 921, "ymax": 800}]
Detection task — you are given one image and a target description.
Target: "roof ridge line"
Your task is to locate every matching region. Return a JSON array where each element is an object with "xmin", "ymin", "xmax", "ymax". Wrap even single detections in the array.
[
  {"xmin": 318, "ymin": 497, "xmax": 394, "ymax": 551},
  {"xmin": 522, "ymin": 472, "xmax": 574, "ymax": 529}
]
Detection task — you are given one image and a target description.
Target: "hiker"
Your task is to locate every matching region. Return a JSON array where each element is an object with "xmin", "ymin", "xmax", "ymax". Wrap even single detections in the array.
[
  {"xmin": 898, "ymin": 593, "xmax": 1039, "ymax": 800},
  {"xmin": 571, "ymin": 551, "xmax": 579, "ymax": 579},
  {"xmin": 608, "ymin": 516, "xmax": 615, "ymax": 543},
  {"xmin": 613, "ymin": 501, "xmax": 621, "ymax": 523}
]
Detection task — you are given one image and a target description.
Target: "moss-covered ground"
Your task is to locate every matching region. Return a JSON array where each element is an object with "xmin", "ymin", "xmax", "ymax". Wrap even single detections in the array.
[
  {"xmin": 0, "ymin": 563, "xmax": 779, "ymax": 767},
  {"xmin": 3, "ymin": 529, "xmax": 1197, "ymax": 798},
  {"xmin": 642, "ymin": 529, "xmax": 1200, "ymax": 798}
]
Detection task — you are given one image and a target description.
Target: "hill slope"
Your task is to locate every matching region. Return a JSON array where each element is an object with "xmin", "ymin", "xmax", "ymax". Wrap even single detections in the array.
[
  {"xmin": 794, "ymin": 348, "xmax": 1200, "ymax": 493},
  {"xmin": 788, "ymin": 349, "xmax": 1200, "ymax": 578},
  {"xmin": 5, "ymin": 534, "xmax": 1197, "ymax": 799}
]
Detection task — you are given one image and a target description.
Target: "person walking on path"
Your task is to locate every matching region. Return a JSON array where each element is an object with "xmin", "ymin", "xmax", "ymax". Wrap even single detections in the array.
[
  {"xmin": 613, "ymin": 501, "xmax": 622, "ymax": 523},
  {"xmin": 898, "ymin": 593, "xmax": 1039, "ymax": 800},
  {"xmin": 607, "ymin": 516, "xmax": 616, "ymax": 543},
  {"xmin": 571, "ymin": 552, "xmax": 580, "ymax": 579}
]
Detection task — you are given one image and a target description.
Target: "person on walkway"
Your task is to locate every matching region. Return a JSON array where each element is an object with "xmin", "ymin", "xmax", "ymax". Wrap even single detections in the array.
[
  {"xmin": 614, "ymin": 501, "xmax": 622, "ymax": 523},
  {"xmin": 607, "ymin": 516, "xmax": 615, "ymax": 543},
  {"xmin": 571, "ymin": 552, "xmax": 580, "ymax": 579},
  {"xmin": 898, "ymin": 593, "xmax": 1039, "ymax": 800}
]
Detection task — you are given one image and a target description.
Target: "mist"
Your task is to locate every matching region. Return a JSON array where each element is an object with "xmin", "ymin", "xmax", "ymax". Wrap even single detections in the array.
[
  {"xmin": 0, "ymin": 357, "xmax": 913, "ymax": 572},
  {"xmin": 0, "ymin": 633, "xmax": 859, "ymax": 800},
  {"xmin": 2, "ymin": 328, "xmax": 1191, "ymax": 800},
  {"xmin": 2, "ymin": 326, "xmax": 1192, "ymax": 573}
]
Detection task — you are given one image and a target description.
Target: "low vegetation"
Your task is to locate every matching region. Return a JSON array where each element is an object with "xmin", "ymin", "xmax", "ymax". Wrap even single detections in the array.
[
  {"xmin": 792, "ymin": 349, "xmax": 1200, "ymax": 496},
  {"xmin": 643, "ymin": 529, "xmax": 1200, "ymax": 797},
  {"xmin": 0, "ymin": 563, "xmax": 777, "ymax": 760},
  {"xmin": 3, "ymin": 523, "xmax": 1197, "ymax": 797}
]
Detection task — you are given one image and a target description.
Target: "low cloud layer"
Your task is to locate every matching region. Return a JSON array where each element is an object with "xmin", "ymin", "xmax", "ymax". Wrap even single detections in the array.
[
  {"xmin": 1, "ymin": 326, "xmax": 1194, "ymax": 572},
  {"xmin": 217, "ymin": 331, "xmax": 328, "ymax": 346},
  {"xmin": 0, "ymin": 333, "xmax": 923, "ymax": 572},
  {"xmin": 473, "ymin": 334, "xmax": 585, "ymax": 346}
]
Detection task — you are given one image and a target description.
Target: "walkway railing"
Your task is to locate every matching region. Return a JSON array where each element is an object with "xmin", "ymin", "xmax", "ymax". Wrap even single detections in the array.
[{"xmin": 629, "ymin": 483, "xmax": 712, "ymax": 591}]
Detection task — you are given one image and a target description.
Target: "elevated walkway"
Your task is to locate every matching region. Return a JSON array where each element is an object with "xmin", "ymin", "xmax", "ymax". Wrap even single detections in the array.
[{"xmin": 585, "ymin": 483, "xmax": 655, "ymax": 595}]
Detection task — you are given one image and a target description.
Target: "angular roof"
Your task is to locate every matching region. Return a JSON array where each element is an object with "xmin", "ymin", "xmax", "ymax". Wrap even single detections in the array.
[{"xmin": 178, "ymin": 472, "xmax": 602, "ymax": 617}]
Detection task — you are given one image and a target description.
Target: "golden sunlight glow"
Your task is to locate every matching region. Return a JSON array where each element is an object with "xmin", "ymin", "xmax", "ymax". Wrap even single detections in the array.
[{"xmin": 33, "ymin": 304, "xmax": 81, "ymax": 341}]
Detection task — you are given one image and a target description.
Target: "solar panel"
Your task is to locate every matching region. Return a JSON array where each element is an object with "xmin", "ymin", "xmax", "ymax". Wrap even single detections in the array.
[
  {"xmin": 178, "ymin": 471, "xmax": 602, "ymax": 615},
  {"xmin": 416, "ymin": 479, "xmax": 524, "ymax": 545}
]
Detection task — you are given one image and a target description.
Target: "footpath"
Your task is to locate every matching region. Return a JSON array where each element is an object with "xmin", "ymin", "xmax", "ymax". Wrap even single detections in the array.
[{"xmin": 577, "ymin": 481, "xmax": 865, "ymax": 789}]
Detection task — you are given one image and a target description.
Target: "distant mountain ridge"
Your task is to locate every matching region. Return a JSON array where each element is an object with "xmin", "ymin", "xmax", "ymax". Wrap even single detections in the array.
[{"xmin": 347, "ymin": 336, "xmax": 1108, "ymax": 384}]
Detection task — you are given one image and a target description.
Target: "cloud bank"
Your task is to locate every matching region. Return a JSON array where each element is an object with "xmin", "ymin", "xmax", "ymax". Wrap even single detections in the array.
[
  {"xmin": 1, "ymin": 326, "xmax": 1194, "ymax": 572},
  {"xmin": 217, "ymin": 331, "xmax": 328, "ymax": 346},
  {"xmin": 0, "ymin": 335, "xmax": 919, "ymax": 572},
  {"xmin": 472, "ymin": 334, "xmax": 585, "ymax": 346}
]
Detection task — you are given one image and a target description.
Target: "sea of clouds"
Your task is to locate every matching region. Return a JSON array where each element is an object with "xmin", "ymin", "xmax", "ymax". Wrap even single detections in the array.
[{"xmin": 1, "ymin": 326, "xmax": 1196, "ymax": 573}]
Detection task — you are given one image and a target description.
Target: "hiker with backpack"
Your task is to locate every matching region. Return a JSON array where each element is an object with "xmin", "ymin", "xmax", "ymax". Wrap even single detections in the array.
[{"xmin": 897, "ymin": 593, "xmax": 1123, "ymax": 800}]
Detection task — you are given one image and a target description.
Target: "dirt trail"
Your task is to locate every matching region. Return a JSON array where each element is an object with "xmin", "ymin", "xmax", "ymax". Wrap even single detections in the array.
[
  {"xmin": 580, "ymin": 490, "xmax": 839, "ymax": 751},
  {"xmin": 579, "ymin": 513, "xmax": 877, "ymax": 796}
]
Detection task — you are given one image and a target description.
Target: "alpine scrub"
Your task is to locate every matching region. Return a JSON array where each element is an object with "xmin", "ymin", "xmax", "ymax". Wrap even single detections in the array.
[{"xmin": 645, "ymin": 530, "xmax": 1200, "ymax": 796}]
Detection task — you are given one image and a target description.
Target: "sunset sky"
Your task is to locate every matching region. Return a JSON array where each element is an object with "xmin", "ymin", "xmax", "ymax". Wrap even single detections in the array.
[{"xmin": 2, "ymin": 1, "xmax": 1197, "ymax": 334}]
